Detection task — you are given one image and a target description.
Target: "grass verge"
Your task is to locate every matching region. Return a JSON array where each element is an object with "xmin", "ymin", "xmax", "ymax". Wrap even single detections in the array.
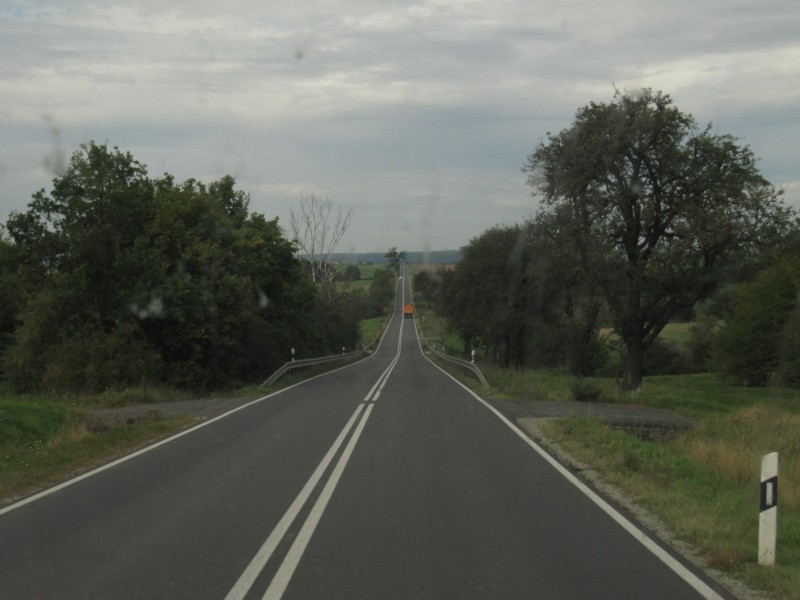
[
  {"xmin": 1, "ymin": 394, "xmax": 192, "ymax": 504},
  {"xmin": 360, "ymin": 316, "xmax": 385, "ymax": 347},
  {"xmin": 1, "ymin": 336, "xmax": 384, "ymax": 508},
  {"xmin": 481, "ymin": 369, "xmax": 799, "ymax": 599}
]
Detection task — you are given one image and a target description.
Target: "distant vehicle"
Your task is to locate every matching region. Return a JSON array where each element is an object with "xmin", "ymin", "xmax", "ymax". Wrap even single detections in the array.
[{"xmin": 403, "ymin": 303, "xmax": 414, "ymax": 318}]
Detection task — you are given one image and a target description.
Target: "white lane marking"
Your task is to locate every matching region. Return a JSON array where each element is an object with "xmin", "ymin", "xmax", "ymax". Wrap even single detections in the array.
[
  {"xmin": 0, "ymin": 387, "xmax": 287, "ymax": 518},
  {"xmin": 0, "ymin": 284, "xmax": 406, "ymax": 519},
  {"xmin": 263, "ymin": 403, "xmax": 375, "ymax": 600},
  {"xmin": 0, "ymin": 358, "xmax": 374, "ymax": 519},
  {"xmin": 412, "ymin": 332, "xmax": 725, "ymax": 600},
  {"xmin": 224, "ymin": 403, "xmax": 366, "ymax": 600},
  {"xmin": 226, "ymin": 301, "xmax": 405, "ymax": 599},
  {"xmin": 226, "ymin": 355, "xmax": 394, "ymax": 600}
]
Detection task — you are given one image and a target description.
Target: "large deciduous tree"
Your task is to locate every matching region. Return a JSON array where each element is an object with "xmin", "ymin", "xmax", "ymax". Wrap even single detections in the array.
[
  {"xmin": 527, "ymin": 208, "xmax": 607, "ymax": 376},
  {"xmin": 524, "ymin": 89, "xmax": 792, "ymax": 390},
  {"xmin": 440, "ymin": 221, "xmax": 602, "ymax": 373},
  {"xmin": 441, "ymin": 225, "xmax": 541, "ymax": 367},
  {"xmin": 384, "ymin": 247, "xmax": 407, "ymax": 275},
  {"xmin": 713, "ymin": 256, "xmax": 800, "ymax": 386},
  {"xmin": 2, "ymin": 142, "xmax": 353, "ymax": 392}
]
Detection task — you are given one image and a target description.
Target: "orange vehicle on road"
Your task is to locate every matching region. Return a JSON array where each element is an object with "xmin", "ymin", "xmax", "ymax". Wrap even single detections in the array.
[{"xmin": 403, "ymin": 303, "xmax": 414, "ymax": 318}]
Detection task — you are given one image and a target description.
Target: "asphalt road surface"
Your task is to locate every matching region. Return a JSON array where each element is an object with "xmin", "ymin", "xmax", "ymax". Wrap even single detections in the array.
[{"xmin": 0, "ymin": 268, "xmax": 734, "ymax": 599}]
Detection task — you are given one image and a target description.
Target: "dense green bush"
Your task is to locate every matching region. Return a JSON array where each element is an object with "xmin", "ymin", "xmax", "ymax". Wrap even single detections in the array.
[
  {"xmin": 1, "ymin": 142, "xmax": 359, "ymax": 393},
  {"xmin": 686, "ymin": 317, "xmax": 716, "ymax": 373},
  {"xmin": 366, "ymin": 268, "xmax": 396, "ymax": 318},
  {"xmin": 713, "ymin": 258, "xmax": 800, "ymax": 386},
  {"xmin": 643, "ymin": 338, "xmax": 688, "ymax": 376},
  {"xmin": 570, "ymin": 378, "xmax": 608, "ymax": 403}
]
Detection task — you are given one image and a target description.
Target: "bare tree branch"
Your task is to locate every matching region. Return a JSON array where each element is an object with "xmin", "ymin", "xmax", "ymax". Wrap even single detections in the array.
[{"xmin": 289, "ymin": 194, "xmax": 354, "ymax": 283}]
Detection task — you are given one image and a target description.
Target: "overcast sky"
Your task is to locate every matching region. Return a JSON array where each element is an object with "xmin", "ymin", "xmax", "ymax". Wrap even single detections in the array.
[{"xmin": 1, "ymin": 1, "xmax": 798, "ymax": 252}]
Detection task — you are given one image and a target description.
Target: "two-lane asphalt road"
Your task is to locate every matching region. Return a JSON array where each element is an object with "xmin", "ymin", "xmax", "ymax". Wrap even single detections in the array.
[{"xmin": 1, "ymin": 268, "xmax": 733, "ymax": 599}]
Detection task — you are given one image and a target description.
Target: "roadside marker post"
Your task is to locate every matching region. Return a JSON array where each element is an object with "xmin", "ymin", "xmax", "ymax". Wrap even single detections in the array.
[{"xmin": 759, "ymin": 452, "xmax": 779, "ymax": 566}]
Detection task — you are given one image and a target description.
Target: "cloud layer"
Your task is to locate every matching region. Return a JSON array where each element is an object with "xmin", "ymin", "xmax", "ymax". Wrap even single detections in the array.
[{"xmin": 1, "ymin": 0, "xmax": 798, "ymax": 251}]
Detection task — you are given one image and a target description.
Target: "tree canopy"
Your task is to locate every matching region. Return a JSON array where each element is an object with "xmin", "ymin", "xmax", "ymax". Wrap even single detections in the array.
[
  {"xmin": 385, "ymin": 247, "xmax": 407, "ymax": 275},
  {"xmin": 714, "ymin": 255, "xmax": 800, "ymax": 386},
  {"xmin": 437, "ymin": 222, "xmax": 604, "ymax": 374},
  {"xmin": 524, "ymin": 89, "xmax": 793, "ymax": 389},
  {"xmin": 2, "ymin": 142, "xmax": 358, "ymax": 392}
]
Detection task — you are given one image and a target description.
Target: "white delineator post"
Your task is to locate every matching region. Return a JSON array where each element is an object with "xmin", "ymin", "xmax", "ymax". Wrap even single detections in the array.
[{"xmin": 759, "ymin": 452, "xmax": 779, "ymax": 566}]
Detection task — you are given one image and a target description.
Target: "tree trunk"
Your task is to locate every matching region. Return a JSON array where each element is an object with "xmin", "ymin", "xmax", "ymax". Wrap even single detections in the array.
[{"xmin": 622, "ymin": 341, "xmax": 644, "ymax": 390}]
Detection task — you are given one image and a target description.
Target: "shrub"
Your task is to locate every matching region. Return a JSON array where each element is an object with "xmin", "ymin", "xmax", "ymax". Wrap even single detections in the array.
[
  {"xmin": 687, "ymin": 317, "xmax": 716, "ymax": 372},
  {"xmin": 41, "ymin": 323, "xmax": 162, "ymax": 393},
  {"xmin": 570, "ymin": 378, "xmax": 608, "ymax": 403},
  {"xmin": 713, "ymin": 259, "xmax": 800, "ymax": 386},
  {"xmin": 643, "ymin": 338, "xmax": 687, "ymax": 376}
]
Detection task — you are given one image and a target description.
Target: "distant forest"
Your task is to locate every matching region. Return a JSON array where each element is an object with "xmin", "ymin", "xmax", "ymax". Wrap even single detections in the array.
[{"xmin": 330, "ymin": 250, "xmax": 461, "ymax": 265}]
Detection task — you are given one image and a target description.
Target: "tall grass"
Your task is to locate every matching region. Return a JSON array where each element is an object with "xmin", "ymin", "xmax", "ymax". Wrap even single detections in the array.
[
  {"xmin": 414, "ymin": 303, "xmax": 465, "ymax": 357},
  {"xmin": 541, "ymin": 413, "xmax": 800, "ymax": 599},
  {"xmin": 489, "ymin": 369, "xmax": 800, "ymax": 599},
  {"xmin": 0, "ymin": 386, "xmax": 192, "ymax": 503},
  {"xmin": 0, "ymin": 397, "xmax": 72, "ymax": 451},
  {"xmin": 681, "ymin": 405, "xmax": 800, "ymax": 511}
]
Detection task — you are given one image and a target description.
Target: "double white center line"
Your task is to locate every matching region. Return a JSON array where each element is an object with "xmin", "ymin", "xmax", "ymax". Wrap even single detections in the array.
[{"xmin": 225, "ymin": 327, "xmax": 403, "ymax": 600}]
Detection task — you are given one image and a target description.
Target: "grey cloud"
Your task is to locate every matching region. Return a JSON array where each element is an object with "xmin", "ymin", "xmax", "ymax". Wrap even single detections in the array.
[{"xmin": 1, "ymin": 0, "xmax": 798, "ymax": 250}]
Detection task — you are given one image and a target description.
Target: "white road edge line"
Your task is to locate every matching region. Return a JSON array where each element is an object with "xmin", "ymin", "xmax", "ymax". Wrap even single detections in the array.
[
  {"xmin": 0, "ymin": 388, "xmax": 289, "ymax": 518},
  {"xmin": 0, "ymin": 293, "xmax": 402, "ymax": 519},
  {"xmin": 412, "ymin": 331, "xmax": 725, "ymax": 600}
]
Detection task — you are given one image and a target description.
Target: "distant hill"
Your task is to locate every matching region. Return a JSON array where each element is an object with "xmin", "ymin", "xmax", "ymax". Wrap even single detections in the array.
[{"xmin": 329, "ymin": 250, "xmax": 461, "ymax": 265}]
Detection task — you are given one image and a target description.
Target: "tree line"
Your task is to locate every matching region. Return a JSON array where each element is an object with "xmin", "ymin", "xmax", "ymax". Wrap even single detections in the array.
[
  {"xmin": 419, "ymin": 90, "xmax": 798, "ymax": 390},
  {"xmin": 0, "ymin": 142, "xmax": 366, "ymax": 392},
  {"xmin": 4, "ymin": 89, "xmax": 795, "ymax": 394}
]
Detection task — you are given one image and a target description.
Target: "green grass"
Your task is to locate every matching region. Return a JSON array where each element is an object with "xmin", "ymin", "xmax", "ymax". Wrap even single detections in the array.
[
  {"xmin": 481, "ymin": 368, "xmax": 800, "ymax": 599},
  {"xmin": 333, "ymin": 263, "xmax": 395, "ymax": 292},
  {"xmin": 0, "ymin": 390, "xmax": 193, "ymax": 502},
  {"xmin": 658, "ymin": 321, "xmax": 694, "ymax": 347},
  {"xmin": 360, "ymin": 316, "xmax": 385, "ymax": 347},
  {"xmin": 414, "ymin": 302, "xmax": 466, "ymax": 357},
  {"xmin": 0, "ymin": 397, "xmax": 70, "ymax": 449},
  {"xmin": 629, "ymin": 374, "xmax": 800, "ymax": 417},
  {"xmin": 336, "ymin": 263, "xmax": 388, "ymax": 281},
  {"xmin": 541, "ymin": 413, "xmax": 800, "ymax": 599}
]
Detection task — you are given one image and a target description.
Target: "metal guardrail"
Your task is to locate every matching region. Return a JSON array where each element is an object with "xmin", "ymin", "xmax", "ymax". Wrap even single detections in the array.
[
  {"xmin": 259, "ymin": 351, "xmax": 362, "ymax": 388},
  {"xmin": 422, "ymin": 339, "xmax": 490, "ymax": 388},
  {"xmin": 259, "ymin": 329, "xmax": 383, "ymax": 388}
]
